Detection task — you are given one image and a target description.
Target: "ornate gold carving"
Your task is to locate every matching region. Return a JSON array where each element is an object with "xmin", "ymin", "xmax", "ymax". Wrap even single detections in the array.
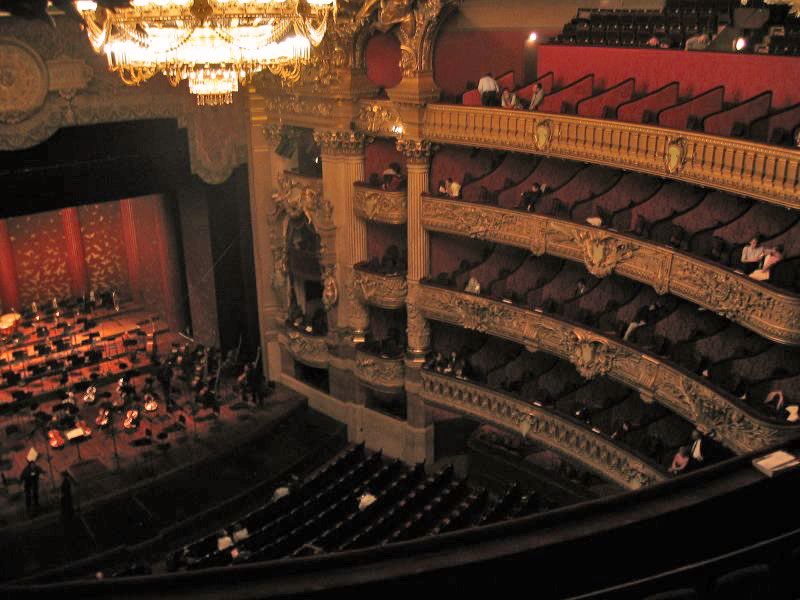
[
  {"xmin": 572, "ymin": 228, "xmax": 636, "ymax": 278},
  {"xmin": 262, "ymin": 123, "xmax": 285, "ymax": 146},
  {"xmin": 322, "ymin": 266, "xmax": 339, "ymax": 312},
  {"xmin": 265, "ymin": 95, "xmax": 334, "ymax": 119},
  {"xmin": 419, "ymin": 370, "xmax": 665, "ymax": 489},
  {"xmin": 273, "ymin": 173, "xmax": 331, "ymax": 228},
  {"xmin": 423, "ymin": 200, "xmax": 517, "ymax": 240},
  {"xmin": 533, "ymin": 118, "xmax": 554, "ymax": 151},
  {"xmin": 280, "ymin": 328, "xmax": 330, "ymax": 369},
  {"xmin": 353, "ymin": 266, "xmax": 408, "ymax": 309},
  {"xmin": 562, "ymin": 331, "xmax": 617, "ymax": 380},
  {"xmin": 421, "ymin": 105, "xmax": 800, "ymax": 210},
  {"xmin": 355, "ymin": 349, "xmax": 405, "ymax": 391},
  {"xmin": 0, "ymin": 38, "xmax": 48, "ymax": 124},
  {"xmin": 396, "ymin": 138, "xmax": 432, "ymax": 164},
  {"xmin": 354, "ymin": 101, "xmax": 404, "ymax": 136},
  {"xmin": 354, "ymin": 183, "xmax": 408, "ymax": 224},
  {"xmin": 415, "ymin": 284, "xmax": 800, "ymax": 454},
  {"xmin": 421, "ymin": 197, "xmax": 800, "ymax": 346},
  {"xmin": 313, "ymin": 129, "xmax": 365, "ymax": 156},
  {"xmin": 665, "ymin": 137, "xmax": 689, "ymax": 175}
]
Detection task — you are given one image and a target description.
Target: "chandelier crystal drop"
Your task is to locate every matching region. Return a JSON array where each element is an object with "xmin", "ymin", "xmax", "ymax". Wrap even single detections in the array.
[{"xmin": 75, "ymin": 0, "xmax": 337, "ymax": 105}]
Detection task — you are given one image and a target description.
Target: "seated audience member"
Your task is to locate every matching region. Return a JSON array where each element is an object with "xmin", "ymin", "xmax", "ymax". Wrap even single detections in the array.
[
  {"xmin": 585, "ymin": 211, "xmax": 603, "ymax": 227},
  {"xmin": 785, "ymin": 405, "xmax": 799, "ymax": 423},
  {"xmin": 646, "ymin": 34, "xmax": 660, "ymax": 47},
  {"xmin": 611, "ymin": 420, "xmax": 632, "ymax": 441},
  {"xmin": 685, "ymin": 32, "xmax": 711, "ymax": 51},
  {"xmin": 381, "ymin": 164, "xmax": 400, "ymax": 189},
  {"xmin": 447, "ymin": 177, "xmax": 462, "ymax": 199},
  {"xmin": 478, "ymin": 72, "xmax": 500, "ymax": 106},
  {"xmin": 740, "ymin": 237, "xmax": 765, "ymax": 273},
  {"xmin": 464, "ymin": 276, "xmax": 481, "ymax": 295},
  {"xmin": 764, "ymin": 389, "xmax": 785, "ymax": 411},
  {"xmin": 437, "ymin": 179, "xmax": 448, "ymax": 196},
  {"xmin": 519, "ymin": 183, "xmax": 541, "ymax": 211},
  {"xmin": 501, "ymin": 88, "xmax": 522, "ymax": 109},
  {"xmin": 231, "ymin": 523, "xmax": 249, "ymax": 543},
  {"xmin": 575, "ymin": 278, "xmax": 588, "ymax": 296},
  {"xmin": 528, "ymin": 82, "xmax": 545, "ymax": 111},
  {"xmin": 795, "ymin": 128, "xmax": 800, "ymax": 149},
  {"xmin": 689, "ymin": 429, "xmax": 706, "ymax": 462},
  {"xmin": 750, "ymin": 245, "xmax": 783, "ymax": 281},
  {"xmin": 669, "ymin": 446, "xmax": 691, "ymax": 474}
]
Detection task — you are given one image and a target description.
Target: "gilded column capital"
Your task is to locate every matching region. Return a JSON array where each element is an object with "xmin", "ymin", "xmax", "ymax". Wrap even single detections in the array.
[
  {"xmin": 261, "ymin": 123, "xmax": 286, "ymax": 148},
  {"xmin": 313, "ymin": 129, "xmax": 365, "ymax": 156},
  {"xmin": 396, "ymin": 138, "xmax": 432, "ymax": 165}
]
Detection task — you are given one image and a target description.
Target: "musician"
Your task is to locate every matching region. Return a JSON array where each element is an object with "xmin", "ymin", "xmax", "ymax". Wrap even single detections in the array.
[
  {"xmin": 158, "ymin": 361, "xmax": 174, "ymax": 406},
  {"xmin": 247, "ymin": 361, "xmax": 264, "ymax": 407},
  {"xmin": 20, "ymin": 459, "xmax": 43, "ymax": 515}
]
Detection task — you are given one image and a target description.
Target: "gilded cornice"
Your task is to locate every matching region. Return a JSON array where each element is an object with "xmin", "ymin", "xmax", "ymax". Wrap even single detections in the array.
[
  {"xmin": 353, "ymin": 183, "xmax": 408, "ymax": 224},
  {"xmin": 353, "ymin": 264, "xmax": 408, "ymax": 310},
  {"xmin": 416, "ymin": 284, "xmax": 800, "ymax": 454},
  {"xmin": 278, "ymin": 328, "xmax": 330, "ymax": 369},
  {"xmin": 355, "ymin": 349, "xmax": 406, "ymax": 392},
  {"xmin": 422, "ymin": 105, "xmax": 800, "ymax": 210},
  {"xmin": 421, "ymin": 197, "xmax": 800, "ymax": 346},
  {"xmin": 419, "ymin": 370, "xmax": 665, "ymax": 490}
]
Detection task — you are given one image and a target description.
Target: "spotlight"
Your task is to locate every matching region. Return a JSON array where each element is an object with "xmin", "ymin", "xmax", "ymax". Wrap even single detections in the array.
[
  {"xmin": 528, "ymin": 32, "xmax": 538, "ymax": 43},
  {"xmin": 734, "ymin": 36, "xmax": 747, "ymax": 51}
]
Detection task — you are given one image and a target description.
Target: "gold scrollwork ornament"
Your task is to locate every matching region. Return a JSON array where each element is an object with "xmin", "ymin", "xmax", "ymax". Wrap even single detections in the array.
[{"xmin": 665, "ymin": 137, "xmax": 689, "ymax": 174}]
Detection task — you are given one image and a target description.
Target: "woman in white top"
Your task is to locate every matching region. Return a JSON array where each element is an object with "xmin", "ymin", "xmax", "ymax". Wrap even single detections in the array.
[
  {"xmin": 740, "ymin": 237, "xmax": 765, "ymax": 273},
  {"xmin": 464, "ymin": 277, "xmax": 481, "ymax": 295}
]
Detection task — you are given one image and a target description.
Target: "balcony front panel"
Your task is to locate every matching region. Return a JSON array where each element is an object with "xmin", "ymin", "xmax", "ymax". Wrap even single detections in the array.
[
  {"xmin": 355, "ymin": 349, "xmax": 405, "ymax": 392},
  {"xmin": 422, "ymin": 105, "xmax": 800, "ymax": 210},
  {"xmin": 416, "ymin": 284, "xmax": 800, "ymax": 455},
  {"xmin": 419, "ymin": 370, "xmax": 665, "ymax": 490},
  {"xmin": 353, "ymin": 183, "xmax": 408, "ymax": 224},
  {"xmin": 279, "ymin": 328, "xmax": 330, "ymax": 369},
  {"xmin": 353, "ymin": 266, "xmax": 408, "ymax": 310},
  {"xmin": 422, "ymin": 197, "xmax": 800, "ymax": 346}
]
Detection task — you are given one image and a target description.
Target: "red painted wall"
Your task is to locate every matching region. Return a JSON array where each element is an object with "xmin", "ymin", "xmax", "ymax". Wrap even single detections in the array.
[
  {"xmin": 538, "ymin": 45, "xmax": 800, "ymax": 108},
  {"xmin": 366, "ymin": 32, "xmax": 402, "ymax": 89},
  {"xmin": 434, "ymin": 29, "xmax": 530, "ymax": 98},
  {"xmin": 365, "ymin": 139, "xmax": 405, "ymax": 180}
]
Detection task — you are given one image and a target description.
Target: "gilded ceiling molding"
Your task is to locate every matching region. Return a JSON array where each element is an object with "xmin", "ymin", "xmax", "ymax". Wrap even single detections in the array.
[
  {"xmin": 313, "ymin": 129, "xmax": 366, "ymax": 156},
  {"xmin": 416, "ymin": 283, "xmax": 800, "ymax": 454},
  {"xmin": 419, "ymin": 370, "xmax": 665, "ymax": 490},
  {"xmin": 422, "ymin": 105, "xmax": 800, "ymax": 210},
  {"xmin": 353, "ymin": 183, "xmax": 408, "ymax": 224},
  {"xmin": 355, "ymin": 349, "xmax": 406, "ymax": 392},
  {"xmin": 396, "ymin": 138, "xmax": 432, "ymax": 164},
  {"xmin": 352, "ymin": 264, "xmax": 408, "ymax": 309},
  {"xmin": 279, "ymin": 328, "xmax": 330, "ymax": 369},
  {"xmin": 421, "ymin": 197, "xmax": 800, "ymax": 346}
]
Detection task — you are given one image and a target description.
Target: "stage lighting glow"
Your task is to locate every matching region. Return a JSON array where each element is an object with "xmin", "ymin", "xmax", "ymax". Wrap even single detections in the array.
[{"xmin": 734, "ymin": 37, "xmax": 747, "ymax": 51}]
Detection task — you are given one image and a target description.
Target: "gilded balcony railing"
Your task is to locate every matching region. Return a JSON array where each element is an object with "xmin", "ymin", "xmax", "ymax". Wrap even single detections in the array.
[
  {"xmin": 421, "ymin": 196, "xmax": 800, "ymax": 346},
  {"xmin": 416, "ymin": 283, "xmax": 800, "ymax": 454},
  {"xmin": 419, "ymin": 370, "xmax": 666, "ymax": 490},
  {"xmin": 278, "ymin": 327, "xmax": 330, "ymax": 369},
  {"xmin": 355, "ymin": 348, "xmax": 406, "ymax": 392},
  {"xmin": 353, "ymin": 263, "xmax": 408, "ymax": 310},
  {"xmin": 353, "ymin": 183, "xmax": 408, "ymax": 224},
  {"xmin": 421, "ymin": 105, "xmax": 800, "ymax": 210}
]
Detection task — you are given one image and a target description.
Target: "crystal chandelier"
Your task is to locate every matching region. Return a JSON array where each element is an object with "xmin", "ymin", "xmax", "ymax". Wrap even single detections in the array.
[{"xmin": 75, "ymin": 0, "xmax": 337, "ymax": 105}]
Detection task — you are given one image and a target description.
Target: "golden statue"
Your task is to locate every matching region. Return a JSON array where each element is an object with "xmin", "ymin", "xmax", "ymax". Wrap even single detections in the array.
[{"xmin": 356, "ymin": 0, "xmax": 416, "ymax": 36}]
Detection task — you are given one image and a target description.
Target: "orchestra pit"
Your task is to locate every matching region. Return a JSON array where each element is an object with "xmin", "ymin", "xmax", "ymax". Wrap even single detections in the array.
[{"xmin": 0, "ymin": 1, "xmax": 799, "ymax": 598}]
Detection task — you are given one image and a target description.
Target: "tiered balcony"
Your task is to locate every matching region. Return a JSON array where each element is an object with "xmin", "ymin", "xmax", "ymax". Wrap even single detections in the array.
[
  {"xmin": 416, "ymin": 282, "xmax": 800, "ymax": 454},
  {"xmin": 353, "ymin": 183, "xmax": 408, "ymax": 224},
  {"xmin": 353, "ymin": 262, "xmax": 408, "ymax": 310},
  {"xmin": 421, "ymin": 196, "xmax": 800, "ymax": 346},
  {"xmin": 419, "ymin": 369, "xmax": 665, "ymax": 490},
  {"xmin": 355, "ymin": 344, "xmax": 405, "ymax": 392},
  {"xmin": 278, "ymin": 326, "xmax": 330, "ymax": 369}
]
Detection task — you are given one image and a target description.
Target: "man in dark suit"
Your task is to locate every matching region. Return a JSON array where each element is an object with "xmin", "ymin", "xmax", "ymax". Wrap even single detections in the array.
[{"xmin": 21, "ymin": 459, "xmax": 43, "ymax": 515}]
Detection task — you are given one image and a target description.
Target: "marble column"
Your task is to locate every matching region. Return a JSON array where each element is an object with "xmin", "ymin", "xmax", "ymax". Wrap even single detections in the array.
[
  {"xmin": 60, "ymin": 207, "xmax": 88, "ymax": 298},
  {"xmin": 397, "ymin": 139, "xmax": 432, "ymax": 363},
  {"xmin": 0, "ymin": 220, "xmax": 19, "ymax": 311}
]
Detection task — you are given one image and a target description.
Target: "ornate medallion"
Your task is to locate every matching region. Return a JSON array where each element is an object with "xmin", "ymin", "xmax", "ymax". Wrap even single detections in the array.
[
  {"xmin": 0, "ymin": 39, "xmax": 48, "ymax": 124},
  {"xmin": 664, "ymin": 137, "xmax": 688, "ymax": 174}
]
